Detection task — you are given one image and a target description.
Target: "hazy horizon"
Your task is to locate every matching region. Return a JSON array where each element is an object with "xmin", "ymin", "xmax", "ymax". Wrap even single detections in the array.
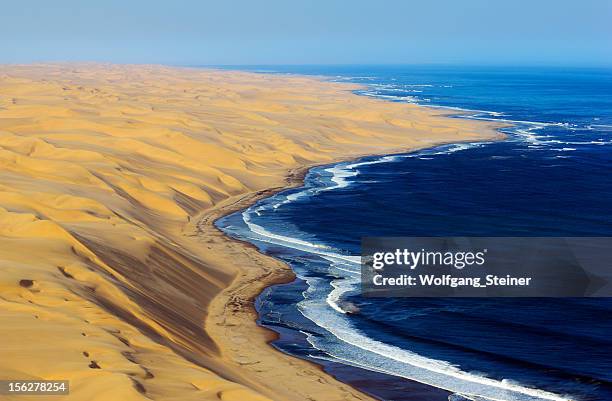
[{"xmin": 2, "ymin": 0, "xmax": 611, "ymax": 67}]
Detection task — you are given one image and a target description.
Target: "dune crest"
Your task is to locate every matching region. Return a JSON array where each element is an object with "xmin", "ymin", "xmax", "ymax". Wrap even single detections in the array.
[{"xmin": 0, "ymin": 64, "xmax": 500, "ymax": 401}]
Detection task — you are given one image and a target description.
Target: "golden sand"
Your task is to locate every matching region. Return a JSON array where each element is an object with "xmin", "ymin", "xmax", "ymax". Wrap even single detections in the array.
[{"xmin": 0, "ymin": 64, "xmax": 502, "ymax": 401}]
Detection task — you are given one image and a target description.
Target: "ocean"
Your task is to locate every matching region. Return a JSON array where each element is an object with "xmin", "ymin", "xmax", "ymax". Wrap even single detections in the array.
[{"xmin": 215, "ymin": 66, "xmax": 612, "ymax": 401}]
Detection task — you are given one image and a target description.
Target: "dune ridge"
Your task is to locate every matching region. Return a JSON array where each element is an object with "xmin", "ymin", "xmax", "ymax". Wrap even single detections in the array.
[{"xmin": 0, "ymin": 64, "xmax": 501, "ymax": 401}]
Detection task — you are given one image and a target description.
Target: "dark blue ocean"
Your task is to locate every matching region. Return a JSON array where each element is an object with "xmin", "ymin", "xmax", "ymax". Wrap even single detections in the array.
[{"xmin": 216, "ymin": 66, "xmax": 612, "ymax": 401}]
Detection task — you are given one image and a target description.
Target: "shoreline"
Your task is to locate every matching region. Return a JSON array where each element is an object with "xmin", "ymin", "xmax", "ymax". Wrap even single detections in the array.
[
  {"xmin": 196, "ymin": 67, "xmax": 612, "ymax": 401},
  {"xmin": 195, "ymin": 160, "xmax": 377, "ymax": 401},
  {"xmin": 198, "ymin": 138, "xmax": 505, "ymax": 401}
]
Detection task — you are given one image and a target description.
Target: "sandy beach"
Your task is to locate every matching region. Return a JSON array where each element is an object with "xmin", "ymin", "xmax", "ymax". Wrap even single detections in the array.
[{"xmin": 0, "ymin": 63, "xmax": 501, "ymax": 401}]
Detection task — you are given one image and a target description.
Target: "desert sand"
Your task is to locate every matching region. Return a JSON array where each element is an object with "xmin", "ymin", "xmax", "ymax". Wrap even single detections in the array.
[{"xmin": 0, "ymin": 63, "xmax": 502, "ymax": 401}]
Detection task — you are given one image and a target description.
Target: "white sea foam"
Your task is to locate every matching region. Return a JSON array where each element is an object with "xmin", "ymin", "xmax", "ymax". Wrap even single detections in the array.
[
  {"xmin": 361, "ymin": 92, "xmax": 422, "ymax": 103},
  {"xmin": 325, "ymin": 277, "xmax": 356, "ymax": 314},
  {"xmin": 319, "ymin": 155, "xmax": 401, "ymax": 192},
  {"xmin": 233, "ymin": 83, "xmax": 594, "ymax": 401},
  {"xmin": 332, "ymin": 76, "xmax": 377, "ymax": 81},
  {"xmin": 243, "ymin": 210, "xmax": 361, "ymax": 265},
  {"xmin": 238, "ymin": 152, "xmax": 572, "ymax": 401},
  {"xmin": 324, "ymin": 165, "xmax": 358, "ymax": 189},
  {"xmin": 270, "ymin": 155, "xmax": 401, "ymax": 211},
  {"xmin": 299, "ymin": 280, "xmax": 572, "ymax": 401}
]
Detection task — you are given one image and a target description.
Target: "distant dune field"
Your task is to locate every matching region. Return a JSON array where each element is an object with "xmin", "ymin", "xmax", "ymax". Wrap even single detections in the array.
[{"xmin": 0, "ymin": 64, "xmax": 500, "ymax": 401}]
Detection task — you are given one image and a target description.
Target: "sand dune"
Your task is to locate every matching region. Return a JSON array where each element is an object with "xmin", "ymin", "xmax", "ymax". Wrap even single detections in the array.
[{"xmin": 0, "ymin": 63, "xmax": 501, "ymax": 401}]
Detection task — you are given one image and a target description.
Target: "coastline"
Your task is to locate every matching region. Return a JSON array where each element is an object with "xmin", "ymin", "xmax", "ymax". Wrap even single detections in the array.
[
  {"xmin": 195, "ymin": 161, "xmax": 374, "ymax": 401},
  {"xmin": 197, "ymin": 65, "xmax": 603, "ymax": 399},
  {"xmin": 198, "ymin": 138, "xmax": 507, "ymax": 401},
  {"xmin": 0, "ymin": 63, "xmax": 502, "ymax": 401}
]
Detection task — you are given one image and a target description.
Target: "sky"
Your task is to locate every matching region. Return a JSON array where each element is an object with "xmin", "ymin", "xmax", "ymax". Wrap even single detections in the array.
[{"xmin": 1, "ymin": 0, "xmax": 611, "ymax": 66}]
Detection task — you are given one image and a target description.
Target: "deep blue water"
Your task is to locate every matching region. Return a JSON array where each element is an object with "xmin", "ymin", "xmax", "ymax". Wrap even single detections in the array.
[{"xmin": 216, "ymin": 66, "xmax": 612, "ymax": 401}]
